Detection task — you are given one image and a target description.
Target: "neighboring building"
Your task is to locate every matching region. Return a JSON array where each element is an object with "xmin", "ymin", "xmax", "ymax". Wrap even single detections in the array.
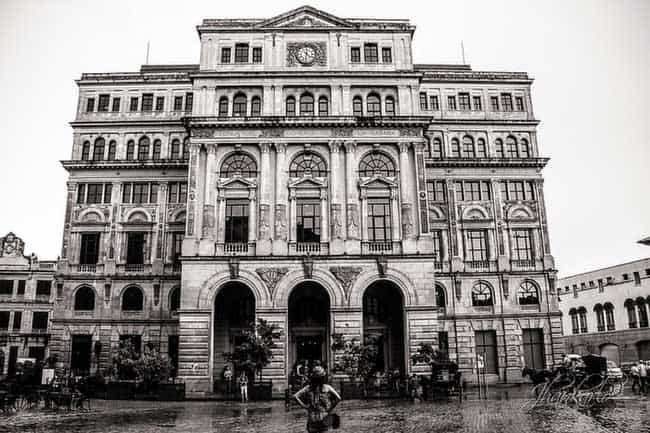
[
  {"xmin": 557, "ymin": 257, "xmax": 650, "ymax": 365},
  {"xmin": 53, "ymin": 6, "xmax": 560, "ymax": 396},
  {"xmin": 0, "ymin": 232, "xmax": 56, "ymax": 376}
]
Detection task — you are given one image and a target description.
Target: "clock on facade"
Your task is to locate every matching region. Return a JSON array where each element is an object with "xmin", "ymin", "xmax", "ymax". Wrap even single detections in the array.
[{"xmin": 295, "ymin": 45, "xmax": 317, "ymax": 65}]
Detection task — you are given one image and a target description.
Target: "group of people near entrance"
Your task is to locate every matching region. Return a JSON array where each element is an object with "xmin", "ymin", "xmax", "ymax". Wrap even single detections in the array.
[{"xmin": 630, "ymin": 360, "xmax": 650, "ymax": 394}]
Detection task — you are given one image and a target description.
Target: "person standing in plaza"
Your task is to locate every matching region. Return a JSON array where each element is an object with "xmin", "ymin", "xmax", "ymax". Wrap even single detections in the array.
[
  {"xmin": 239, "ymin": 371, "xmax": 249, "ymax": 403},
  {"xmin": 223, "ymin": 365, "xmax": 233, "ymax": 396},
  {"xmin": 293, "ymin": 366, "xmax": 341, "ymax": 432},
  {"xmin": 639, "ymin": 361, "xmax": 647, "ymax": 394},
  {"xmin": 630, "ymin": 363, "xmax": 640, "ymax": 394}
]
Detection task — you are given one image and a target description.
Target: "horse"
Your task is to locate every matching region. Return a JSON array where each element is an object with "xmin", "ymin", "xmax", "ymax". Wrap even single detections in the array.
[{"xmin": 522, "ymin": 367, "xmax": 555, "ymax": 385}]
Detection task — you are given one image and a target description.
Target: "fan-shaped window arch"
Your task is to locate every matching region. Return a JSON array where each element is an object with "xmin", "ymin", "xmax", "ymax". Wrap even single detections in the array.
[
  {"xmin": 435, "ymin": 284, "xmax": 447, "ymax": 309},
  {"xmin": 289, "ymin": 152, "xmax": 327, "ymax": 177},
  {"xmin": 220, "ymin": 152, "xmax": 257, "ymax": 178},
  {"xmin": 126, "ymin": 140, "xmax": 135, "ymax": 160},
  {"xmin": 625, "ymin": 298, "xmax": 638, "ymax": 328},
  {"xmin": 594, "ymin": 303, "xmax": 605, "ymax": 331},
  {"xmin": 604, "ymin": 302, "xmax": 615, "ymax": 331},
  {"xmin": 318, "ymin": 96, "xmax": 329, "ymax": 116},
  {"xmin": 152, "ymin": 139, "xmax": 161, "ymax": 160},
  {"xmin": 505, "ymin": 136, "xmax": 519, "ymax": 158},
  {"xmin": 138, "ymin": 136, "xmax": 150, "ymax": 160},
  {"xmin": 169, "ymin": 286, "xmax": 181, "ymax": 312},
  {"xmin": 450, "ymin": 138, "xmax": 460, "ymax": 157},
  {"xmin": 108, "ymin": 140, "xmax": 117, "ymax": 161},
  {"xmin": 170, "ymin": 139, "xmax": 181, "ymax": 159},
  {"xmin": 461, "ymin": 135, "xmax": 475, "ymax": 158},
  {"xmin": 218, "ymin": 96, "xmax": 229, "ymax": 117},
  {"xmin": 299, "ymin": 93, "xmax": 314, "ymax": 116},
  {"xmin": 233, "ymin": 93, "xmax": 247, "ymax": 117},
  {"xmin": 74, "ymin": 286, "xmax": 95, "ymax": 311},
  {"xmin": 518, "ymin": 281, "xmax": 539, "ymax": 305},
  {"xmin": 359, "ymin": 152, "xmax": 396, "ymax": 177},
  {"xmin": 471, "ymin": 282, "xmax": 493, "ymax": 307},
  {"xmin": 366, "ymin": 93, "xmax": 381, "ymax": 116},
  {"xmin": 81, "ymin": 141, "xmax": 91, "ymax": 161},
  {"xmin": 286, "ymin": 96, "xmax": 296, "ymax": 116},
  {"xmin": 520, "ymin": 138, "xmax": 530, "ymax": 158},
  {"xmin": 476, "ymin": 138, "xmax": 487, "ymax": 158},
  {"xmin": 494, "ymin": 138, "xmax": 504, "ymax": 158},
  {"xmin": 352, "ymin": 96, "xmax": 363, "ymax": 116},
  {"xmin": 250, "ymin": 96, "xmax": 261, "ymax": 116},
  {"xmin": 93, "ymin": 138, "xmax": 105, "ymax": 161},
  {"xmin": 385, "ymin": 96, "xmax": 395, "ymax": 115},
  {"xmin": 122, "ymin": 286, "xmax": 144, "ymax": 311}
]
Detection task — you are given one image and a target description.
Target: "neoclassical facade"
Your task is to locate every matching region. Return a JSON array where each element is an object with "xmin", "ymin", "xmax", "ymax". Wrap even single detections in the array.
[{"xmin": 53, "ymin": 6, "xmax": 561, "ymax": 397}]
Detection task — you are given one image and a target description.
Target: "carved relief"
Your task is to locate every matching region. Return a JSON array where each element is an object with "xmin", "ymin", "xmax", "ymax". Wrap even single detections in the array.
[
  {"xmin": 401, "ymin": 203, "xmax": 415, "ymax": 239},
  {"xmin": 274, "ymin": 204, "xmax": 287, "ymax": 241},
  {"xmin": 202, "ymin": 205, "xmax": 215, "ymax": 238},
  {"xmin": 332, "ymin": 128, "xmax": 353, "ymax": 138},
  {"xmin": 286, "ymin": 42, "xmax": 327, "ymax": 67},
  {"xmin": 330, "ymin": 266, "xmax": 362, "ymax": 301},
  {"xmin": 259, "ymin": 204, "xmax": 271, "ymax": 240},
  {"xmin": 399, "ymin": 128, "xmax": 421, "ymax": 137},
  {"xmin": 331, "ymin": 204, "xmax": 343, "ymax": 239},
  {"xmin": 186, "ymin": 203, "xmax": 195, "ymax": 236},
  {"xmin": 256, "ymin": 267, "xmax": 289, "ymax": 299},
  {"xmin": 0, "ymin": 232, "xmax": 24, "ymax": 258},
  {"xmin": 259, "ymin": 129, "xmax": 284, "ymax": 138},
  {"xmin": 346, "ymin": 203, "xmax": 359, "ymax": 239}
]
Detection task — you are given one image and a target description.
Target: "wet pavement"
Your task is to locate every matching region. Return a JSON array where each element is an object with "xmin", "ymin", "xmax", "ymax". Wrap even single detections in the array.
[{"xmin": 1, "ymin": 389, "xmax": 649, "ymax": 433}]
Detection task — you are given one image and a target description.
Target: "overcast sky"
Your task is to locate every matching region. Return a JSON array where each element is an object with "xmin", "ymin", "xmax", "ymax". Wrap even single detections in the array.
[{"xmin": 0, "ymin": 0, "xmax": 648, "ymax": 277}]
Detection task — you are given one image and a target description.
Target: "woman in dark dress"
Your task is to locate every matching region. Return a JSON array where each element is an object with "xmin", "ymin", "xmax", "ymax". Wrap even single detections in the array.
[{"xmin": 293, "ymin": 366, "xmax": 341, "ymax": 433}]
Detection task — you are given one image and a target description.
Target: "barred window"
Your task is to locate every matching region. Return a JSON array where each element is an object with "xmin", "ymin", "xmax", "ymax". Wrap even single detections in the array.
[
  {"xmin": 471, "ymin": 281, "xmax": 493, "ymax": 306},
  {"xmin": 490, "ymin": 96, "xmax": 499, "ymax": 111},
  {"xmin": 234, "ymin": 43, "xmax": 249, "ymax": 63},
  {"xmin": 429, "ymin": 95, "xmax": 439, "ymax": 110},
  {"xmin": 289, "ymin": 152, "xmax": 327, "ymax": 177},
  {"xmin": 511, "ymin": 230, "xmax": 533, "ymax": 261},
  {"xmin": 318, "ymin": 97, "xmax": 329, "ymax": 116},
  {"xmin": 515, "ymin": 96, "xmax": 525, "ymax": 111},
  {"xmin": 286, "ymin": 96, "xmax": 296, "ymax": 116},
  {"xmin": 299, "ymin": 93, "xmax": 314, "ymax": 116},
  {"xmin": 472, "ymin": 95, "xmax": 482, "ymax": 111},
  {"xmin": 458, "ymin": 93, "xmax": 470, "ymax": 111},
  {"xmin": 350, "ymin": 47, "xmax": 361, "ymax": 63},
  {"xmin": 447, "ymin": 96, "xmax": 457, "ymax": 110},
  {"xmin": 385, "ymin": 96, "xmax": 395, "ymax": 115},
  {"xmin": 220, "ymin": 153, "xmax": 257, "ymax": 178},
  {"xmin": 501, "ymin": 93, "xmax": 513, "ymax": 111},
  {"xmin": 141, "ymin": 93, "xmax": 153, "ymax": 112},
  {"xmin": 382, "ymin": 47, "xmax": 392, "ymax": 63},
  {"xmin": 221, "ymin": 47, "xmax": 231, "ymax": 63},
  {"xmin": 359, "ymin": 152, "xmax": 396, "ymax": 177},
  {"xmin": 252, "ymin": 47, "xmax": 262, "ymax": 63},
  {"xmin": 364, "ymin": 43, "xmax": 378, "ymax": 63},
  {"xmin": 420, "ymin": 93, "xmax": 428, "ymax": 110},
  {"xmin": 218, "ymin": 97, "xmax": 229, "ymax": 116},
  {"xmin": 426, "ymin": 180, "xmax": 446, "ymax": 202},
  {"xmin": 366, "ymin": 94, "xmax": 381, "ymax": 116}
]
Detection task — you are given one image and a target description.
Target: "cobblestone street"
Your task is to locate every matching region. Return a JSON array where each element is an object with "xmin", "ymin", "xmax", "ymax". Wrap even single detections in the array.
[{"xmin": 1, "ymin": 391, "xmax": 648, "ymax": 433}]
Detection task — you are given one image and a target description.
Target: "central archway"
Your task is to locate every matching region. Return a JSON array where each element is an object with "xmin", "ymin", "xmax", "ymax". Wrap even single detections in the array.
[
  {"xmin": 363, "ymin": 280, "xmax": 405, "ymax": 375},
  {"xmin": 288, "ymin": 281, "xmax": 331, "ymax": 376}
]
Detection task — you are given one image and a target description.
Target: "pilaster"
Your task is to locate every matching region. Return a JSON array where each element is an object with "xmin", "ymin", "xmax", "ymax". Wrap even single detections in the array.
[
  {"xmin": 344, "ymin": 141, "xmax": 360, "ymax": 253},
  {"xmin": 329, "ymin": 140, "xmax": 345, "ymax": 254},
  {"xmin": 257, "ymin": 142, "xmax": 273, "ymax": 255},
  {"xmin": 273, "ymin": 143, "xmax": 288, "ymax": 255}
]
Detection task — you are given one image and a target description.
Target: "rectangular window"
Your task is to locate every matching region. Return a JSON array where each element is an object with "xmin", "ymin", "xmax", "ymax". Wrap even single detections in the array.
[
  {"xmin": 234, "ymin": 43, "xmax": 249, "ymax": 63},
  {"xmin": 111, "ymin": 97, "xmax": 121, "ymax": 112},
  {"xmin": 252, "ymin": 47, "xmax": 262, "ymax": 63},
  {"xmin": 296, "ymin": 201, "xmax": 321, "ymax": 243},
  {"xmin": 32, "ymin": 312, "xmax": 48, "ymax": 331},
  {"xmin": 466, "ymin": 230, "xmax": 488, "ymax": 262},
  {"xmin": 350, "ymin": 47, "xmax": 361, "ymax": 63},
  {"xmin": 185, "ymin": 93, "xmax": 193, "ymax": 112},
  {"xmin": 438, "ymin": 331, "xmax": 449, "ymax": 356},
  {"xmin": 511, "ymin": 229, "xmax": 533, "ymax": 261},
  {"xmin": 367, "ymin": 199, "xmax": 392, "ymax": 242},
  {"xmin": 458, "ymin": 93, "xmax": 470, "ymax": 110},
  {"xmin": 364, "ymin": 43, "xmax": 378, "ymax": 63},
  {"xmin": 132, "ymin": 183, "xmax": 149, "ymax": 204},
  {"xmin": 122, "ymin": 183, "xmax": 132, "ymax": 203},
  {"xmin": 168, "ymin": 182, "xmax": 187, "ymax": 204},
  {"xmin": 522, "ymin": 329, "xmax": 545, "ymax": 370},
  {"xmin": 426, "ymin": 180, "xmax": 447, "ymax": 202},
  {"xmin": 77, "ymin": 184, "xmax": 86, "ymax": 204},
  {"xmin": 129, "ymin": 97, "xmax": 139, "ymax": 112},
  {"xmin": 490, "ymin": 96, "xmax": 499, "ymax": 111},
  {"xmin": 171, "ymin": 232, "xmax": 183, "ymax": 264},
  {"xmin": 173, "ymin": 96, "xmax": 183, "ymax": 111},
  {"xmin": 447, "ymin": 95, "xmax": 457, "ymax": 110},
  {"xmin": 17, "ymin": 280, "xmax": 25, "ymax": 295},
  {"xmin": 126, "ymin": 232, "xmax": 145, "ymax": 265},
  {"xmin": 472, "ymin": 95, "xmax": 482, "ymax": 110},
  {"xmin": 141, "ymin": 93, "xmax": 154, "ymax": 112},
  {"xmin": 80, "ymin": 233, "xmax": 100, "ymax": 265},
  {"xmin": 634, "ymin": 271, "xmax": 641, "ymax": 285},
  {"xmin": 501, "ymin": 93, "xmax": 513, "ymax": 111},
  {"xmin": 86, "ymin": 98, "xmax": 95, "ymax": 112},
  {"xmin": 0, "ymin": 311, "xmax": 9, "ymax": 330},
  {"xmin": 13, "ymin": 311, "xmax": 21, "ymax": 331},
  {"xmin": 86, "ymin": 183, "xmax": 103, "ymax": 204},
  {"xmin": 97, "ymin": 94, "xmax": 110, "ymax": 112},
  {"xmin": 455, "ymin": 181, "xmax": 490, "ymax": 201},
  {"xmin": 475, "ymin": 330, "xmax": 498, "ymax": 374},
  {"xmin": 221, "ymin": 47, "xmax": 231, "ymax": 63},
  {"xmin": 36, "ymin": 280, "xmax": 51, "ymax": 297},
  {"xmin": 225, "ymin": 200, "xmax": 249, "ymax": 243},
  {"xmin": 501, "ymin": 181, "xmax": 534, "ymax": 201},
  {"xmin": 155, "ymin": 96, "xmax": 164, "ymax": 112},
  {"xmin": 419, "ymin": 93, "xmax": 428, "ymax": 110},
  {"xmin": 515, "ymin": 96, "xmax": 525, "ymax": 111},
  {"xmin": 381, "ymin": 47, "xmax": 392, "ymax": 63},
  {"xmin": 149, "ymin": 183, "xmax": 158, "ymax": 203},
  {"xmin": 429, "ymin": 95, "xmax": 439, "ymax": 110},
  {"xmin": 432, "ymin": 230, "xmax": 443, "ymax": 262},
  {"xmin": 622, "ymin": 273, "xmax": 629, "ymax": 281},
  {"xmin": 0, "ymin": 281, "xmax": 12, "ymax": 296}
]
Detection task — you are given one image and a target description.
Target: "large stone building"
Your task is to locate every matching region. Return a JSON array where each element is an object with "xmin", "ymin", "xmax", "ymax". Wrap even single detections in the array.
[
  {"xmin": 557, "ymin": 257, "xmax": 650, "ymax": 365},
  {"xmin": 52, "ymin": 6, "xmax": 561, "ymax": 397},
  {"xmin": 0, "ymin": 232, "xmax": 56, "ymax": 376}
]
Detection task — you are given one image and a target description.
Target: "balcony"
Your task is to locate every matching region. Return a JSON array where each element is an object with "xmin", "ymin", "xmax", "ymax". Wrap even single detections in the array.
[
  {"xmin": 361, "ymin": 241, "xmax": 401, "ymax": 254},
  {"xmin": 224, "ymin": 242, "xmax": 249, "ymax": 254},
  {"xmin": 124, "ymin": 263, "xmax": 145, "ymax": 273},
  {"xmin": 296, "ymin": 242, "xmax": 321, "ymax": 254},
  {"xmin": 511, "ymin": 259, "xmax": 536, "ymax": 270},
  {"xmin": 77, "ymin": 264, "xmax": 97, "ymax": 273},
  {"xmin": 433, "ymin": 261, "xmax": 443, "ymax": 271},
  {"xmin": 35, "ymin": 295, "xmax": 52, "ymax": 304},
  {"xmin": 465, "ymin": 260, "xmax": 493, "ymax": 271}
]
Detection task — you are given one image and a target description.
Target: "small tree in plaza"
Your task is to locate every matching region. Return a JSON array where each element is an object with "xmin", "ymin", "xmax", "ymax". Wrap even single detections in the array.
[
  {"xmin": 223, "ymin": 318, "xmax": 282, "ymax": 381},
  {"xmin": 331, "ymin": 333, "xmax": 380, "ymax": 381},
  {"xmin": 108, "ymin": 340, "xmax": 172, "ymax": 388}
]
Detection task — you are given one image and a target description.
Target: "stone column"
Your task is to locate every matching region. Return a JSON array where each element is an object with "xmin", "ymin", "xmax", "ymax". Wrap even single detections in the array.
[
  {"xmin": 248, "ymin": 188, "xmax": 257, "ymax": 243},
  {"xmin": 257, "ymin": 142, "xmax": 273, "ymax": 255},
  {"xmin": 320, "ymin": 189, "xmax": 329, "ymax": 243},
  {"xmin": 329, "ymin": 141, "xmax": 345, "ymax": 253},
  {"xmin": 289, "ymin": 189, "xmax": 297, "ymax": 243},
  {"xmin": 200, "ymin": 144, "xmax": 217, "ymax": 254},
  {"xmin": 360, "ymin": 189, "xmax": 369, "ymax": 242},
  {"xmin": 216, "ymin": 190, "xmax": 226, "ymax": 244},
  {"xmin": 273, "ymin": 143, "xmax": 288, "ymax": 255},
  {"xmin": 399, "ymin": 142, "xmax": 416, "ymax": 254},
  {"xmin": 390, "ymin": 188, "xmax": 401, "ymax": 242},
  {"xmin": 441, "ymin": 230, "xmax": 450, "ymax": 261},
  {"xmin": 344, "ymin": 141, "xmax": 360, "ymax": 253},
  {"xmin": 183, "ymin": 142, "xmax": 202, "ymax": 256}
]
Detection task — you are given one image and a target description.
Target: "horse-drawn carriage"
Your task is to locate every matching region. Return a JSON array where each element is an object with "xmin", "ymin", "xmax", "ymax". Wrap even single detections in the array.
[{"xmin": 428, "ymin": 360, "xmax": 463, "ymax": 401}]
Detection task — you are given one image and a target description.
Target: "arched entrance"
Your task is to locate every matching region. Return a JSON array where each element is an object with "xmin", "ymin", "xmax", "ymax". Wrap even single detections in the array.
[
  {"xmin": 213, "ymin": 282, "xmax": 255, "ymax": 385},
  {"xmin": 363, "ymin": 280, "xmax": 405, "ymax": 375},
  {"xmin": 288, "ymin": 282, "xmax": 330, "ymax": 375}
]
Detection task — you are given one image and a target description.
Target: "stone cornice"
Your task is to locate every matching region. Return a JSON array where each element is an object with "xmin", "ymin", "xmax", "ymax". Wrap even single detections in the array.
[
  {"xmin": 70, "ymin": 119, "xmax": 186, "ymax": 128},
  {"xmin": 430, "ymin": 119, "xmax": 540, "ymax": 126},
  {"xmin": 420, "ymin": 70, "xmax": 533, "ymax": 84},
  {"xmin": 190, "ymin": 70, "xmax": 423, "ymax": 80},
  {"xmin": 60, "ymin": 159, "xmax": 189, "ymax": 171},
  {"xmin": 184, "ymin": 115, "xmax": 433, "ymax": 130},
  {"xmin": 425, "ymin": 157, "xmax": 549, "ymax": 169}
]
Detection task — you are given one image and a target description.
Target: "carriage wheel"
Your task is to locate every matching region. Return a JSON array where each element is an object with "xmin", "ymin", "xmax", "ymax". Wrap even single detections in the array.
[{"xmin": 14, "ymin": 396, "xmax": 28, "ymax": 411}]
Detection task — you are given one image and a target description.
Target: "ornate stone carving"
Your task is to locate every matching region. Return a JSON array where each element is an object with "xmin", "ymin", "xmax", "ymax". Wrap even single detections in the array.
[
  {"xmin": 286, "ymin": 42, "xmax": 327, "ymax": 67},
  {"xmin": 259, "ymin": 129, "xmax": 284, "ymax": 138},
  {"xmin": 331, "ymin": 204, "xmax": 343, "ymax": 239},
  {"xmin": 186, "ymin": 202, "xmax": 195, "ymax": 236},
  {"xmin": 332, "ymin": 128, "xmax": 353, "ymax": 138},
  {"xmin": 399, "ymin": 128, "xmax": 421, "ymax": 137},
  {"xmin": 0, "ymin": 232, "xmax": 24, "ymax": 257},
  {"xmin": 274, "ymin": 204, "xmax": 287, "ymax": 241},
  {"xmin": 401, "ymin": 203, "xmax": 415, "ymax": 239},
  {"xmin": 192, "ymin": 128, "xmax": 214, "ymax": 138},
  {"xmin": 256, "ymin": 267, "xmax": 289, "ymax": 298},
  {"xmin": 259, "ymin": 204, "xmax": 271, "ymax": 240},
  {"xmin": 330, "ymin": 266, "xmax": 362, "ymax": 300},
  {"xmin": 202, "ymin": 205, "xmax": 215, "ymax": 237},
  {"xmin": 346, "ymin": 203, "xmax": 359, "ymax": 239}
]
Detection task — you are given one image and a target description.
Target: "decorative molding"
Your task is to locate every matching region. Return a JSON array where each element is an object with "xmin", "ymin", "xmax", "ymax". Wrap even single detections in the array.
[
  {"xmin": 330, "ymin": 266, "xmax": 363, "ymax": 301},
  {"xmin": 256, "ymin": 267, "xmax": 289, "ymax": 299},
  {"xmin": 286, "ymin": 42, "xmax": 327, "ymax": 67},
  {"xmin": 0, "ymin": 232, "xmax": 24, "ymax": 258}
]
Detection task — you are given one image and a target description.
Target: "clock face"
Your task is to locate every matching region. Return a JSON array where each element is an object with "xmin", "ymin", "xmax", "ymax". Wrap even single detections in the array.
[{"xmin": 296, "ymin": 46, "xmax": 317, "ymax": 65}]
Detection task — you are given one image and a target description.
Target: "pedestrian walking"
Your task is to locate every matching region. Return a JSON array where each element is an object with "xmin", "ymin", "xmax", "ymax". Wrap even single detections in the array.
[
  {"xmin": 293, "ymin": 366, "xmax": 341, "ymax": 432},
  {"xmin": 630, "ymin": 363, "xmax": 640, "ymax": 394},
  {"xmin": 223, "ymin": 365, "xmax": 233, "ymax": 396},
  {"xmin": 239, "ymin": 371, "xmax": 249, "ymax": 403},
  {"xmin": 639, "ymin": 361, "xmax": 647, "ymax": 394}
]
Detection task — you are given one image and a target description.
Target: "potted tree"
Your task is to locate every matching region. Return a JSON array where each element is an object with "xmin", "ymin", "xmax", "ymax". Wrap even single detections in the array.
[
  {"xmin": 331, "ymin": 333, "xmax": 379, "ymax": 399},
  {"xmin": 106, "ymin": 340, "xmax": 139, "ymax": 399},
  {"xmin": 411, "ymin": 342, "xmax": 459, "ymax": 400}
]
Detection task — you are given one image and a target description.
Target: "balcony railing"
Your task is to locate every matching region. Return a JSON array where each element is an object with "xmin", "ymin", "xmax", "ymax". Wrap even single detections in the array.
[
  {"xmin": 172, "ymin": 262, "xmax": 182, "ymax": 273},
  {"xmin": 224, "ymin": 242, "xmax": 249, "ymax": 254},
  {"xmin": 296, "ymin": 242, "xmax": 321, "ymax": 254},
  {"xmin": 466, "ymin": 260, "xmax": 492, "ymax": 270},
  {"xmin": 363, "ymin": 241, "xmax": 394, "ymax": 253},
  {"xmin": 511, "ymin": 259, "xmax": 536, "ymax": 269},
  {"xmin": 125, "ymin": 263, "xmax": 145, "ymax": 273},
  {"xmin": 77, "ymin": 264, "xmax": 97, "ymax": 273},
  {"xmin": 35, "ymin": 295, "xmax": 52, "ymax": 303},
  {"xmin": 433, "ymin": 261, "xmax": 443, "ymax": 271}
]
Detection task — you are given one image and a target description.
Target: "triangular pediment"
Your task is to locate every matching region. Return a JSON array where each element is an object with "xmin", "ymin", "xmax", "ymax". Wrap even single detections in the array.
[
  {"xmin": 218, "ymin": 177, "xmax": 256, "ymax": 189},
  {"xmin": 289, "ymin": 176, "xmax": 327, "ymax": 189},
  {"xmin": 359, "ymin": 176, "xmax": 397, "ymax": 189},
  {"xmin": 255, "ymin": 6, "xmax": 356, "ymax": 29}
]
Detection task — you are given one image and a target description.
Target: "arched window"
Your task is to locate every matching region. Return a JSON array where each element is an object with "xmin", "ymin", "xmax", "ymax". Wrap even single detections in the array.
[
  {"xmin": 594, "ymin": 304, "xmax": 605, "ymax": 331},
  {"xmin": 93, "ymin": 138, "xmax": 105, "ymax": 161},
  {"xmin": 604, "ymin": 303, "xmax": 615, "ymax": 331},
  {"xmin": 431, "ymin": 138, "xmax": 443, "ymax": 158},
  {"xmin": 81, "ymin": 141, "xmax": 91, "ymax": 161},
  {"xmin": 471, "ymin": 282, "xmax": 493, "ymax": 307},
  {"xmin": 569, "ymin": 308, "xmax": 579, "ymax": 334},
  {"xmin": 450, "ymin": 138, "xmax": 460, "ymax": 157},
  {"xmin": 152, "ymin": 139, "xmax": 161, "ymax": 160},
  {"xmin": 359, "ymin": 152, "xmax": 396, "ymax": 177},
  {"xmin": 520, "ymin": 138, "xmax": 530, "ymax": 158},
  {"xmin": 578, "ymin": 307, "xmax": 588, "ymax": 333},
  {"xmin": 286, "ymin": 96, "xmax": 296, "ymax": 116},
  {"xmin": 108, "ymin": 140, "xmax": 117, "ymax": 161},
  {"xmin": 435, "ymin": 284, "xmax": 446, "ymax": 309},
  {"xmin": 505, "ymin": 136, "xmax": 519, "ymax": 158},
  {"xmin": 299, "ymin": 93, "xmax": 314, "ymax": 116},
  {"xmin": 182, "ymin": 138, "xmax": 189, "ymax": 160},
  {"xmin": 352, "ymin": 96, "xmax": 363, "ymax": 116},
  {"xmin": 220, "ymin": 152, "xmax": 257, "ymax": 178},
  {"xmin": 318, "ymin": 96, "xmax": 329, "ymax": 116},
  {"xmin": 476, "ymin": 138, "xmax": 487, "ymax": 158},
  {"xmin": 289, "ymin": 152, "xmax": 327, "ymax": 177},
  {"xmin": 232, "ymin": 93, "xmax": 247, "ymax": 117},
  {"xmin": 126, "ymin": 140, "xmax": 135, "ymax": 160},
  {"xmin": 250, "ymin": 96, "xmax": 261, "ymax": 116},
  {"xmin": 366, "ymin": 94, "xmax": 381, "ymax": 116},
  {"xmin": 218, "ymin": 97, "xmax": 229, "ymax": 117},
  {"xmin": 170, "ymin": 139, "xmax": 181, "ymax": 159},
  {"xmin": 170, "ymin": 287, "xmax": 181, "ymax": 312},
  {"xmin": 461, "ymin": 135, "xmax": 475, "ymax": 158},
  {"xmin": 74, "ymin": 286, "xmax": 95, "ymax": 311},
  {"xmin": 122, "ymin": 286, "xmax": 144, "ymax": 311},
  {"xmin": 385, "ymin": 96, "xmax": 395, "ymax": 115},
  {"xmin": 625, "ymin": 299, "xmax": 638, "ymax": 328},
  {"xmin": 637, "ymin": 297, "xmax": 649, "ymax": 328},
  {"xmin": 137, "ymin": 136, "xmax": 150, "ymax": 160},
  {"xmin": 518, "ymin": 281, "xmax": 539, "ymax": 305},
  {"xmin": 494, "ymin": 139, "xmax": 504, "ymax": 158}
]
